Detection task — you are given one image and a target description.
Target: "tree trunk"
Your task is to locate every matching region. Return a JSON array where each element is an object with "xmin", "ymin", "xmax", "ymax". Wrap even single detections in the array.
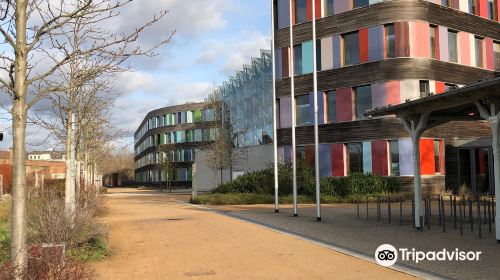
[
  {"xmin": 11, "ymin": 1, "xmax": 29, "ymax": 276},
  {"xmin": 64, "ymin": 112, "xmax": 77, "ymax": 223}
]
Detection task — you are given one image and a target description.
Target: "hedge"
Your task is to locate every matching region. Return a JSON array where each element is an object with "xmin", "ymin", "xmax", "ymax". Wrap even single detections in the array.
[{"xmin": 211, "ymin": 161, "xmax": 400, "ymax": 198}]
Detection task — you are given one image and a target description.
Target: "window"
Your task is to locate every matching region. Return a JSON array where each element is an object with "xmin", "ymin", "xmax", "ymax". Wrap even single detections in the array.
[
  {"xmin": 294, "ymin": 44, "xmax": 303, "ymax": 75},
  {"xmin": 494, "ymin": 42, "xmax": 500, "ymax": 71},
  {"xmin": 295, "ymin": 0, "xmax": 307, "ymax": 24},
  {"xmin": 389, "ymin": 140, "xmax": 400, "ymax": 176},
  {"xmin": 343, "ymin": 31, "xmax": 360, "ymax": 66},
  {"xmin": 419, "ymin": 80, "xmax": 430, "ymax": 97},
  {"xmin": 354, "ymin": 85, "xmax": 371, "ymax": 119},
  {"xmin": 475, "ymin": 37, "xmax": 483, "ymax": 68},
  {"xmin": 176, "ymin": 131, "xmax": 186, "ymax": 143},
  {"xmin": 445, "ymin": 83, "xmax": 458, "ymax": 92},
  {"xmin": 385, "ymin": 24, "xmax": 395, "ymax": 58},
  {"xmin": 430, "ymin": 25, "xmax": 438, "ymax": 59},
  {"xmin": 489, "ymin": 0, "xmax": 498, "ymax": 21},
  {"xmin": 434, "ymin": 140, "xmax": 441, "ymax": 173},
  {"xmin": 326, "ymin": 0, "xmax": 334, "ymax": 16},
  {"xmin": 194, "ymin": 110, "xmax": 202, "ymax": 122},
  {"xmin": 296, "ymin": 95, "xmax": 311, "ymax": 126},
  {"xmin": 469, "ymin": 0, "xmax": 478, "ymax": 15},
  {"xmin": 194, "ymin": 129, "xmax": 202, "ymax": 142},
  {"xmin": 448, "ymin": 31, "xmax": 458, "ymax": 63},
  {"xmin": 348, "ymin": 142, "xmax": 363, "ymax": 173},
  {"xmin": 441, "ymin": 0, "xmax": 450, "ymax": 6},
  {"xmin": 327, "ymin": 90, "xmax": 336, "ymax": 123},
  {"xmin": 353, "ymin": 0, "xmax": 369, "ymax": 9}
]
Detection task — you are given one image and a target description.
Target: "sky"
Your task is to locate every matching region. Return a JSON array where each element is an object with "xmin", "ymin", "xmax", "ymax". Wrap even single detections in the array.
[{"xmin": 0, "ymin": 0, "xmax": 272, "ymax": 152}]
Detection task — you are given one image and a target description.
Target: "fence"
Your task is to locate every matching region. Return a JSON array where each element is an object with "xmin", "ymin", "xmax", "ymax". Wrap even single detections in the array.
[{"xmin": 356, "ymin": 194, "xmax": 496, "ymax": 239}]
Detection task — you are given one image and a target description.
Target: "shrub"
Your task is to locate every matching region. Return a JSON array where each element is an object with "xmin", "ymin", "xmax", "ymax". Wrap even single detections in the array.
[
  {"xmin": 27, "ymin": 190, "xmax": 108, "ymax": 263},
  {"xmin": 210, "ymin": 162, "xmax": 401, "ymax": 198},
  {"xmin": 0, "ymin": 244, "xmax": 95, "ymax": 280}
]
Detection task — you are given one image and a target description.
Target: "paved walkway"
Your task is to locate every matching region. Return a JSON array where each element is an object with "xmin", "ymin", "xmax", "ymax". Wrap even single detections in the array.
[
  {"xmin": 209, "ymin": 203, "xmax": 500, "ymax": 280},
  {"xmin": 93, "ymin": 188, "xmax": 415, "ymax": 280}
]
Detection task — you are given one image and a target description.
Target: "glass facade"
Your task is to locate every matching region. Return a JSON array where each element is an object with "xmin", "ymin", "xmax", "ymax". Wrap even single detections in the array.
[
  {"xmin": 430, "ymin": 25, "xmax": 437, "ymax": 59},
  {"xmin": 354, "ymin": 85, "xmax": 372, "ymax": 119},
  {"xmin": 217, "ymin": 50, "xmax": 273, "ymax": 147},
  {"xmin": 296, "ymin": 95, "xmax": 311, "ymax": 126},
  {"xmin": 343, "ymin": 32, "xmax": 360, "ymax": 66},
  {"xmin": 448, "ymin": 31, "xmax": 458, "ymax": 63},
  {"xmin": 327, "ymin": 91, "xmax": 336, "ymax": 123},
  {"xmin": 475, "ymin": 37, "xmax": 483, "ymax": 68},
  {"xmin": 385, "ymin": 24, "xmax": 395, "ymax": 58},
  {"xmin": 348, "ymin": 142, "xmax": 364, "ymax": 173}
]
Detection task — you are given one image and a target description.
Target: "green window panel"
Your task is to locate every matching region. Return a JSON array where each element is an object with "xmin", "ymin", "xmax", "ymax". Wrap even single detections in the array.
[
  {"xmin": 160, "ymin": 133, "xmax": 165, "ymax": 145},
  {"xmin": 194, "ymin": 110, "xmax": 202, "ymax": 122}
]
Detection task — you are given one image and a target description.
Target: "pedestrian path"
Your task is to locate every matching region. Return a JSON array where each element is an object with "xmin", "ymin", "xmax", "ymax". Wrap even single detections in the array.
[{"xmin": 93, "ymin": 188, "xmax": 415, "ymax": 279}]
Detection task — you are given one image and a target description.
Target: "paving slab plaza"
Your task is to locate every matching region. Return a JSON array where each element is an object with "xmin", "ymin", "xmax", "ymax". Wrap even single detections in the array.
[
  {"xmin": 94, "ymin": 188, "xmax": 416, "ymax": 280},
  {"xmin": 208, "ymin": 200, "xmax": 500, "ymax": 280}
]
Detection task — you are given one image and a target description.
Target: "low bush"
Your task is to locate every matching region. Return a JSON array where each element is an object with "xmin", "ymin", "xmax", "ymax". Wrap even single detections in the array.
[
  {"xmin": 211, "ymin": 161, "xmax": 401, "ymax": 199},
  {"xmin": 27, "ymin": 190, "xmax": 108, "ymax": 262},
  {"xmin": 0, "ymin": 244, "xmax": 95, "ymax": 280}
]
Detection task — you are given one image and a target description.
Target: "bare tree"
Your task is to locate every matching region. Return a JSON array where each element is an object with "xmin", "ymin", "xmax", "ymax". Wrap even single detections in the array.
[
  {"xmin": 156, "ymin": 148, "xmax": 173, "ymax": 193},
  {"xmin": 0, "ymin": 0, "xmax": 172, "ymax": 275},
  {"xmin": 205, "ymin": 88, "xmax": 244, "ymax": 187}
]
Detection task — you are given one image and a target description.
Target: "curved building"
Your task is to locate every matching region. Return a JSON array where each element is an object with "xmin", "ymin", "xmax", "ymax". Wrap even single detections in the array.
[
  {"xmin": 273, "ymin": 0, "xmax": 499, "ymax": 193},
  {"xmin": 134, "ymin": 102, "xmax": 216, "ymax": 188}
]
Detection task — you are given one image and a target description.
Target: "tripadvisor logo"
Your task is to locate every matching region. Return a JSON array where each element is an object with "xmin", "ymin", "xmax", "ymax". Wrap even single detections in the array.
[{"xmin": 374, "ymin": 244, "xmax": 482, "ymax": 267}]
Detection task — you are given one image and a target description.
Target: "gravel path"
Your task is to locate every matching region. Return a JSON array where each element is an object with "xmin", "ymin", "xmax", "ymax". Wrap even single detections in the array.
[{"xmin": 93, "ymin": 188, "xmax": 415, "ymax": 280}]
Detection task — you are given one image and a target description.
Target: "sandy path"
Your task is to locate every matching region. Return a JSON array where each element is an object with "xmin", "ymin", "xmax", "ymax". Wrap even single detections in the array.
[{"xmin": 93, "ymin": 188, "xmax": 417, "ymax": 280}]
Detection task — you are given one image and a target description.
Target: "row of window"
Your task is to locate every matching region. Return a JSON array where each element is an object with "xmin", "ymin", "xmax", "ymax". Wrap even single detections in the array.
[
  {"xmin": 279, "ymin": 138, "xmax": 444, "ymax": 177},
  {"xmin": 279, "ymin": 79, "xmax": 458, "ymax": 128},
  {"xmin": 135, "ymin": 149, "xmax": 195, "ymax": 169},
  {"xmin": 135, "ymin": 108, "xmax": 214, "ymax": 141},
  {"xmin": 135, "ymin": 168, "xmax": 193, "ymax": 183},
  {"xmin": 275, "ymin": 22, "xmax": 500, "ymax": 79},
  {"xmin": 135, "ymin": 128, "xmax": 217, "ymax": 155},
  {"xmin": 275, "ymin": 0, "xmax": 499, "ymax": 29}
]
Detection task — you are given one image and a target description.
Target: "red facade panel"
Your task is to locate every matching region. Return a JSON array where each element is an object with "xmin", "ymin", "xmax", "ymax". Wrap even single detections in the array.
[
  {"xmin": 414, "ymin": 22, "xmax": 430, "ymax": 58},
  {"xmin": 435, "ymin": 81, "xmax": 445, "ymax": 94},
  {"xmin": 315, "ymin": 0, "xmax": 321, "ymax": 19},
  {"xmin": 459, "ymin": 32, "xmax": 471, "ymax": 66},
  {"xmin": 386, "ymin": 81, "xmax": 400, "ymax": 106},
  {"xmin": 305, "ymin": 145, "xmax": 315, "ymax": 165},
  {"xmin": 371, "ymin": 141, "xmax": 389, "ymax": 176},
  {"xmin": 485, "ymin": 38, "xmax": 495, "ymax": 70},
  {"xmin": 336, "ymin": 88, "xmax": 354, "ymax": 121},
  {"xmin": 306, "ymin": 0, "xmax": 312, "ymax": 21},
  {"xmin": 478, "ymin": 0, "xmax": 488, "ymax": 18},
  {"xmin": 332, "ymin": 143, "xmax": 345, "ymax": 176},
  {"xmin": 395, "ymin": 22, "xmax": 410, "ymax": 57},
  {"xmin": 420, "ymin": 139, "xmax": 435, "ymax": 175},
  {"xmin": 439, "ymin": 140, "xmax": 445, "ymax": 175},
  {"xmin": 359, "ymin": 28, "xmax": 369, "ymax": 63},
  {"xmin": 282, "ymin": 47, "xmax": 290, "ymax": 77}
]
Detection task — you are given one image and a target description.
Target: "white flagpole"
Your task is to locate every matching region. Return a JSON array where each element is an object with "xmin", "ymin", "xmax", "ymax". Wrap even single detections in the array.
[
  {"xmin": 289, "ymin": 0, "xmax": 298, "ymax": 217},
  {"xmin": 312, "ymin": 0, "xmax": 321, "ymax": 221},
  {"xmin": 271, "ymin": 0, "xmax": 279, "ymax": 213}
]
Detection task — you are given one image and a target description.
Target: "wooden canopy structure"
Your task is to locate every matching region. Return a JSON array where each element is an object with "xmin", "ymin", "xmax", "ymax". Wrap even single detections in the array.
[{"xmin": 365, "ymin": 76, "xmax": 500, "ymax": 241}]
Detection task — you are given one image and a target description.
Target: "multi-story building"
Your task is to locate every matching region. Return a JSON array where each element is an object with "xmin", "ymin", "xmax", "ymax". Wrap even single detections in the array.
[
  {"xmin": 134, "ymin": 102, "xmax": 216, "ymax": 187},
  {"xmin": 219, "ymin": 49, "xmax": 274, "ymax": 148},
  {"xmin": 273, "ymin": 0, "xmax": 499, "ymax": 193},
  {"xmin": 192, "ymin": 50, "xmax": 275, "ymax": 189}
]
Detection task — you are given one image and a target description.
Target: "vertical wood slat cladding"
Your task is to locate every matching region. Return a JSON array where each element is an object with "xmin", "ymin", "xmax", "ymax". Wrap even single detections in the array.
[
  {"xmin": 276, "ymin": 58, "xmax": 497, "ymax": 97},
  {"xmin": 275, "ymin": 1, "xmax": 500, "ymax": 48},
  {"xmin": 277, "ymin": 118, "xmax": 492, "ymax": 146}
]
